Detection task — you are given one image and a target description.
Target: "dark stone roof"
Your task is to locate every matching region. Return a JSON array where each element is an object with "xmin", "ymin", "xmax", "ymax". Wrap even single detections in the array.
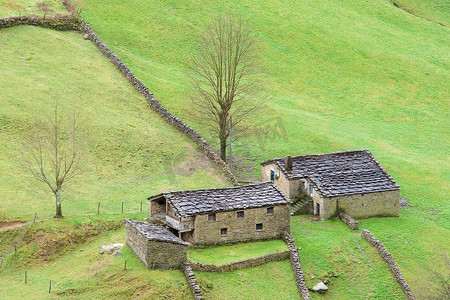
[
  {"xmin": 148, "ymin": 182, "xmax": 290, "ymax": 218},
  {"xmin": 261, "ymin": 150, "xmax": 399, "ymax": 197},
  {"xmin": 124, "ymin": 219, "xmax": 188, "ymax": 245}
]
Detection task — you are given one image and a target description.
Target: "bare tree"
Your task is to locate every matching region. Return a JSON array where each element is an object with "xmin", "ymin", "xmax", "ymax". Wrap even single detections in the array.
[
  {"xmin": 23, "ymin": 102, "xmax": 84, "ymax": 218},
  {"xmin": 189, "ymin": 17, "xmax": 262, "ymax": 161}
]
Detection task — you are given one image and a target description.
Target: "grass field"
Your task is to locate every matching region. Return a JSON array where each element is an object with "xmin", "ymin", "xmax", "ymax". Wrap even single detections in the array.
[
  {"xmin": 0, "ymin": 26, "xmax": 228, "ymax": 222},
  {"xmin": 0, "ymin": 215, "xmax": 193, "ymax": 299},
  {"xmin": 76, "ymin": 1, "xmax": 449, "ymax": 298},
  {"xmin": 1, "ymin": 0, "xmax": 449, "ymax": 299},
  {"xmin": 187, "ymin": 239, "xmax": 287, "ymax": 265},
  {"xmin": 0, "ymin": 0, "xmax": 68, "ymax": 17}
]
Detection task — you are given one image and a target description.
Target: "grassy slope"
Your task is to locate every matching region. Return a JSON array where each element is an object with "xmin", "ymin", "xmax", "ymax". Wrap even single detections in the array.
[
  {"xmin": 196, "ymin": 260, "xmax": 299, "ymax": 300},
  {"xmin": 77, "ymin": 0, "xmax": 449, "ymax": 298},
  {"xmin": 187, "ymin": 239, "xmax": 287, "ymax": 265},
  {"xmin": 0, "ymin": 0, "xmax": 68, "ymax": 17},
  {"xmin": 79, "ymin": 0, "xmax": 449, "ymax": 217},
  {"xmin": 0, "ymin": 26, "xmax": 229, "ymax": 221},
  {"xmin": 0, "ymin": 216, "xmax": 192, "ymax": 299},
  {"xmin": 392, "ymin": 0, "xmax": 449, "ymax": 26}
]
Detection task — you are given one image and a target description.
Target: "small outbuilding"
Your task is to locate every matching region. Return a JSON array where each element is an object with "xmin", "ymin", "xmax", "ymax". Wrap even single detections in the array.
[
  {"xmin": 148, "ymin": 182, "xmax": 291, "ymax": 245},
  {"xmin": 261, "ymin": 150, "xmax": 400, "ymax": 219},
  {"xmin": 124, "ymin": 218, "xmax": 188, "ymax": 269}
]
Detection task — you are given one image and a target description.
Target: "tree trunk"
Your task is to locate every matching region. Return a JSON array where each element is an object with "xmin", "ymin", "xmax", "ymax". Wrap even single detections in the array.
[
  {"xmin": 220, "ymin": 135, "xmax": 227, "ymax": 161},
  {"xmin": 54, "ymin": 189, "xmax": 63, "ymax": 218}
]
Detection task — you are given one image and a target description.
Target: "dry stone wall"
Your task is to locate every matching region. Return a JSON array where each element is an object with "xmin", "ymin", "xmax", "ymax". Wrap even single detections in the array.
[
  {"xmin": 0, "ymin": 16, "xmax": 81, "ymax": 30},
  {"xmin": 183, "ymin": 262, "xmax": 204, "ymax": 300},
  {"xmin": 282, "ymin": 233, "xmax": 312, "ymax": 300},
  {"xmin": 0, "ymin": 14, "xmax": 239, "ymax": 186},
  {"xmin": 339, "ymin": 213, "xmax": 359, "ymax": 230},
  {"xmin": 80, "ymin": 21, "xmax": 240, "ymax": 186},
  {"xmin": 362, "ymin": 229, "xmax": 415, "ymax": 300},
  {"xmin": 190, "ymin": 250, "xmax": 289, "ymax": 272}
]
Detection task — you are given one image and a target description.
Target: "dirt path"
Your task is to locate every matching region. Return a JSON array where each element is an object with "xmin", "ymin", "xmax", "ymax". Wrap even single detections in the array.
[{"xmin": 0, "ymin": 221, "xmax": 27, "ymax": 232}]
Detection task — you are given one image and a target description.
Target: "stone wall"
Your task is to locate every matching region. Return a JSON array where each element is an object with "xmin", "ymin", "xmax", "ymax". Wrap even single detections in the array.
[
  {"xmin": 339, "ymin": 213, "xmax": 359, "ymax": 230},
  {"xmin": 183, "ymin": 262, "xmax": 204, "ymax": 300},
  {"xmin": 335, "ymin": 190, "xmax": 399, "ymax": 219},
  {"xmin": 80, "ymin": 22, "xmax": 240, "ymax": 187},
  {"xmin": 125, "ymin": 220, "xmax": 150, "ymax": 267},
  {"xmin": 190, "ymin": 250, "xmax": 290, "ymax": 272},
  {"xmin": 125, "ymin": 221, "xmax": 187, "ymax": 269},
  {"xmin": 0, "ymin": 14, "xmax": 239, "ymax": 187},
  {"xmin": 282, "ymin": 233, "xmax": 312, "ymax": 300},
  {"xmin": 147, "ymin": 241, "xmax": 187, "ymax": 269},
  {"xmin": 192, "ymin": 204, "xmax": 290, "ymax": 245},
  {"xmin": 0, "ymin": 16, "xmax": 81, "ymax": 31},
  {"xmin": 362, "ymin": 229, "xmax": 415, "ymax": 300}
]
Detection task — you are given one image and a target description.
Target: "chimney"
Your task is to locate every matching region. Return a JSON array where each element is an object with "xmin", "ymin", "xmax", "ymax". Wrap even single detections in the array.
[{"xmin": 285, "ymin": 155, "xmax": 293, "ymax": 171}]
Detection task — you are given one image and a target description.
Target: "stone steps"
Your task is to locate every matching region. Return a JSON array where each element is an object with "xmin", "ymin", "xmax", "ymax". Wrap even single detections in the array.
[{"xmin": 291, "ymin": 198, "xmax": 313, "ymax": 216}]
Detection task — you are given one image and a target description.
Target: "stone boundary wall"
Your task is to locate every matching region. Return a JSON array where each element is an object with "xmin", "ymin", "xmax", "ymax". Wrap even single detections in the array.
[
  {"xmin": 79, "ymin": 22, "xmax": 240, "ymax": 186},
  {"xmin": 0, "ymin": 16, "xmax": 81, "ymax": 31},
  {"xmin": 339, "ymin": 213, "xmax": 359, "ymax": 230},
  {"xmin": 362, "ymin": 229, "xmax": 415, "ymax": 300},
  {"xmin": 0, "ymin": 14, "xmax": 239, "ymax": 186},
  {"xmin": 190, "ymin": 250, "xmax": 289, "ymax": 272},
  {"xmin": 183, "ymin": 262, "xmax": 204, "ymax": 300},
  {"xmin": 282, "ymin": 233, "xmax": 312, "ymax": 300}
]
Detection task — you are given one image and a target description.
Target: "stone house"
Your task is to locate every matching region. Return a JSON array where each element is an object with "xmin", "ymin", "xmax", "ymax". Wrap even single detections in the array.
[
  {"xmin": 261, "ymin": 150, "xmax": 400, "ymax": 220},
  {"xmin": 124, "ymin": 218, "xmax": 188, "ymax": 269},
  {"xmin": 147, "ymin": 182, "xmax": 291, "ymax": 245}
]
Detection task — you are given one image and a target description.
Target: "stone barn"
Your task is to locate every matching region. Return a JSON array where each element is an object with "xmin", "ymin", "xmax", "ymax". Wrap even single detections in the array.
[
  {"xmin": 261, "ymin": 150, "xmax": 400, "ymax": 219},
  {"xmin": 124, "ymin": 218, "xmax": 188, "ymax": 269},
  {"xmin": 147, "ymin": 182, "xmax": 291, "ymax": 246}
]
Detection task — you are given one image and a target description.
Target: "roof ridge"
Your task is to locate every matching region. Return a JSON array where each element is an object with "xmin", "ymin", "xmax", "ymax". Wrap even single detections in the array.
[
  {"xmin": 156, "ymin": 181, "xmax": 272, "ymax": 196},
  {"xmin": 261, "ymin": 149, "xmax": 369, "ymax": 165}
]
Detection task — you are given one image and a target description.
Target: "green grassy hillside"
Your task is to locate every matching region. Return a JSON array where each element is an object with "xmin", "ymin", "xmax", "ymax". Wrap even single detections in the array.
[
  {"xmin": 76, "ymin": 0, "xmax": 449, "ymax": 298},
  {"xmin": 0, "ymin": 0, "xmax": 68, "ymax": 17},
  {"xmin": 392, "ymin": 0, "xmax": 449, "ymax": 26},
  {"xmin": 0, "ymin": 26, "xmax": 228, "ymax": 221},
  {"xmin": 0, "ymin": 216, "xmax": 192, "ymax": 299}
]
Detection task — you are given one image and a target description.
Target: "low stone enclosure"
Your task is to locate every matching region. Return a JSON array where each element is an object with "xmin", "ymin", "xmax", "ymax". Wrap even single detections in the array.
[
  {"xmin": 362, "ymin": 229, "xmax": 415, "ymax": 300},
  {"xmin": 190, "ymin": 250, "xmax": 290, "ymax": 272}
]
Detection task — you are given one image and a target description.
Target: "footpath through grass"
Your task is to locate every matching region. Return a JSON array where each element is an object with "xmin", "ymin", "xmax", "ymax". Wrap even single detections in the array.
[
  {"xmin": 187, "ymin": 239, "xmax": 287, "ymax": 265},
  {"xmin": 0, "ymin": 26, "xmax": 229, "ymax": 222}
]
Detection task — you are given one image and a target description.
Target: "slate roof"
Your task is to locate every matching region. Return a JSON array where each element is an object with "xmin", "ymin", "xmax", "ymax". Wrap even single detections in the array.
[
  {"xmin": 148, "ymin": 182, "xmax": 290, "ymax": 218},
  {"xmin": 261, "ymin": 150, "xmax": 399, "ymax": 198},
  {"xmin": 124, "ymin": 219, "xmax": 188, "ymax": 245}
]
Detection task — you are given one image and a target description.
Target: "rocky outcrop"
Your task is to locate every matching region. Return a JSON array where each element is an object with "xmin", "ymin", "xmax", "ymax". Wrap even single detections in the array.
[
  {"xmin": 282, "ymin": 233, "xmax": 312, "ymax": 300},
  {"xmin": 182, "ymin": 262, "xmax": 204, "ymax": 300},
  {"xmin": 190, "ymin": 250, "xmax": 290, "ymax": 272},
  {"xmin": 362, "ymin": 229, "xmax": 415, "ymax": 300}
]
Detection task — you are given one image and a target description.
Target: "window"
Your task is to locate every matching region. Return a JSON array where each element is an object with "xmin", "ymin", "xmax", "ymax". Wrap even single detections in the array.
[
  {"xmin": 270, "ymin": 170, "xmax": 275, "ymax": 181},
  {"xmin": 309, "ymin": 184, "xmax": 314, "ymax": 196},
  {"xmin": 267, "ymin": 207, "xmax": 274, "ymax": 215},
  {"xmin": 158, "ymin": 200, "xmax": 165, "ymax": 205},
  {"xmin": 220, "ymin": 228, "xmax": 228, "ymax": 236},
  {"xmin": 208, "ymin": 214, "xmax": 216, "ymax": 222},
  {"xmin": 237, "ymin": 211, "xmax": 244, "ymax": 219},
  {"xmin": 256, "ymin": 223, "xmax": 263, "ymax": 231}
]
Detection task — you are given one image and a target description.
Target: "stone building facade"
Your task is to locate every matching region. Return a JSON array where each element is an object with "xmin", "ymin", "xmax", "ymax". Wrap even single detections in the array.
[
  {"xmin": 125, "ymin": 219, "xmax": 188, "ymax": 269},
  {"xmin": 261, "ymin": 150, "xmax": 400, "ymax": 219},
  {"xmin": 148, "ymin": 183, "xmax": 291, "ymax": 245}
]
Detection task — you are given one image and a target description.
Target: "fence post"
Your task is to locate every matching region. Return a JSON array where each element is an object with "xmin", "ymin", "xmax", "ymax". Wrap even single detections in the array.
[
  {"xmin": 124, "ymin": 260, "xmax": 127, "ymax": 271},
  {"xmin": 0, "ymin": 258, "xmax": 3, "ymax": 272},
  {"xmin": 140, "ymin": 202, "xmax": 142, "ymax": 212},
  {"xmin": 121, "ymin": 202, "xmax": 124, "ymax": 214},
  {"xmin": 34, "ymin": 212, "xmax": 37, "ymax": 223},
  {"xmin": 25, "ymin": 270, "xmax": 27, "ymax": 283},
  {"xmin": 49, "ymin": 280, "xmax": 52, "ymax": 293},
  {"xmin": 97, "ymin": 203, "xmax": 100, "ymax": 214}
]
